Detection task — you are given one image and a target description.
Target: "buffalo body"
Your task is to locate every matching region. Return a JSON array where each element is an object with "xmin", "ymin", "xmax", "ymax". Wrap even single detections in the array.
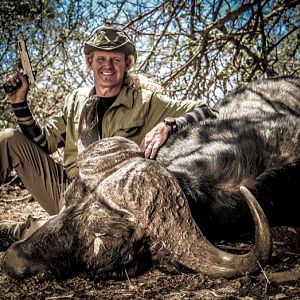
[
  {"xmin": 3, "ymin": 77, "xmax": 299, "ymax": 280},
  {"xmin": 157, "ymin": 77, "xmax": 300, "ymax": 238}
]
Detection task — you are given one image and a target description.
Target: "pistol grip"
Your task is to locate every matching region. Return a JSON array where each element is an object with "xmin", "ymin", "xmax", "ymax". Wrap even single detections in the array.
[{"xmin": 3, "ymin": 81, "xmax": 23, "ymax": 94}]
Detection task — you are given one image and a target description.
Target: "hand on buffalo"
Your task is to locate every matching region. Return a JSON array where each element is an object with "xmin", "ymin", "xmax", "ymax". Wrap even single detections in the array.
[{"xmin": 140, "ymin": 122, "xmax": 172, "ymax": 159}]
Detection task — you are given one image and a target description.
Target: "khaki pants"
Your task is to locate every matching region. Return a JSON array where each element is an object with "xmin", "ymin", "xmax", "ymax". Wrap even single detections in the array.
[{"xmin": 0, "ymin": 128, "xmax": 67, "ymax": 238}]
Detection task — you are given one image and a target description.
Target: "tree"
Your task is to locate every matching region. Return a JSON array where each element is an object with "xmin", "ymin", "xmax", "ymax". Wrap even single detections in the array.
[{"xmin": 0, "ymin": 0, "xmax": 299, "ymax": 128}]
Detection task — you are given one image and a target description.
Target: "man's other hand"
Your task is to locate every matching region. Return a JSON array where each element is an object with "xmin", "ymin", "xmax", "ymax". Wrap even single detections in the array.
[{"xmin": 140, "ymin": 122, "xmax": 172, "ymax": 159}]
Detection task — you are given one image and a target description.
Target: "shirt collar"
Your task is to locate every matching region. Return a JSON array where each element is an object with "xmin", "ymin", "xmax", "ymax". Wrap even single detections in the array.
[{"xmin": 89, "ymin": 85, "xmax": 134, "ymax": 109}]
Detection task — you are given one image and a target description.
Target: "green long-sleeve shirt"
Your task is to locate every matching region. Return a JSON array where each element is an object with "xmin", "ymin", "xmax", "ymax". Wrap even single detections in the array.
[{"xmin": 14, "ymin": 85, "xmax": 211, "ymax": 179}]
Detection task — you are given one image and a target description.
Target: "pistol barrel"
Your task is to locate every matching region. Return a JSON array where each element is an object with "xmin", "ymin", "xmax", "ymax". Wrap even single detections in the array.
[
  {"xmin": 1, "ymin": 40, "xmax": 36, "ymax": 94},
  {"xmin": 18, "ymin": 40, "xmax": 35, "ymax": 85}
]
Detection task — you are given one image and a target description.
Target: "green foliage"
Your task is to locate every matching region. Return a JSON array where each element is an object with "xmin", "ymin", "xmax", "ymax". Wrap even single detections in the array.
[{"xmin": 0, "ymin": 0, "xmax": 299, "ymax": 128}]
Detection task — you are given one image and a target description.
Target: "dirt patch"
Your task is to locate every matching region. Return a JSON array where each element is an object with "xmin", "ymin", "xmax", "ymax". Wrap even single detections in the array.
[{"xmin": 0, "ymin": 177, "xmax": 299, "ymax": 299}]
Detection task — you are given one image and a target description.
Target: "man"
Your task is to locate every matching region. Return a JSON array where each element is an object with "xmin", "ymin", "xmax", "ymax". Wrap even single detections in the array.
[{"xmin": 0, "ymin": 27, "xmax": 216, "ymax": 251}]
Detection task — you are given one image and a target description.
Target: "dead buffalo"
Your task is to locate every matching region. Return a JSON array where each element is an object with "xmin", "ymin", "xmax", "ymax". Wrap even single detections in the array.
[
  {"xmin": 2, "ymin": 137, "xmax": 270, "ymax": 280},
  {"xmin": 2, "ymin": 77, "xmax": 299, "ymax": 281},
  {"xmin": 157, "ymin": 77, "xmax": 300, "ymax": 239}
]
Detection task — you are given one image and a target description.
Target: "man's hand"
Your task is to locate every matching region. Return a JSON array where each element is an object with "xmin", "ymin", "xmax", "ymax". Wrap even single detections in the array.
[
  {"xmin": 140, "ymin": 122, "xmax": 172, "ymax": 159},
  {"xmin": 5, "ymin": 72, "xmax": 29, "ymax": 103}
]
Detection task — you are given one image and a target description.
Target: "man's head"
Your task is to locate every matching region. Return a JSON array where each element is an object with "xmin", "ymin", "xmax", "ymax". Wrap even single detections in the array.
[{"xmin": 84, "ymin": 27, "xmax": 137, "ymax": 95}]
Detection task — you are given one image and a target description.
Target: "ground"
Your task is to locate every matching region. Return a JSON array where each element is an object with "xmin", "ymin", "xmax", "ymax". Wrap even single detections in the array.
[{"xmin": 0, "ymin": 176, "xmax": 299, "ymax": 299}]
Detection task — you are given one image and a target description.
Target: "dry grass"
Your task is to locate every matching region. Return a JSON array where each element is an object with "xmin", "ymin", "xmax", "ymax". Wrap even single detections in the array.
[{"xmin": 0, "ymin": 179, "xmax": 299, "ymax": 299}]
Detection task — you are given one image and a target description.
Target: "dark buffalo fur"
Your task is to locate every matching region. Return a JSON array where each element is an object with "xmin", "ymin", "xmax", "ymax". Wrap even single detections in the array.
[
  {"xmin": 2, "ymin": 77, "xmax": 297, "ymax": 281},
  {"xmin": 157, "ymin": 77, "xmax": 300, "ymax": 239}
]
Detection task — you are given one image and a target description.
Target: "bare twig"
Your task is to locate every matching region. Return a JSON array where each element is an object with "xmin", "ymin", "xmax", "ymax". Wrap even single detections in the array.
[
  {"xmin": 0, "ymin": 194, "xmax": 33, "ymax": 203},
  {"xmin": 138, "ymin": 0, "xmax": 187, "ymax": 72},
  {"xmin": 45, "ymin": 295, "xmax": 75, "ymax": 300},
  {"xmin": 258, "ymin": 266, "xmax": 300, "ymax": 283},
  {"xmin": 257, "ymin": 260, "xmax": 271, "ymax": 287},
  {"xmin": 2, "ymin": 175, "xmax": 18, "ymax": 187}
]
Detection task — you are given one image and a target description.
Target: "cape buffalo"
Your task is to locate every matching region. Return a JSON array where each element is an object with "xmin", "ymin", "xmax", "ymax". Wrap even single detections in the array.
[
  {"xmin": 2, "ymin": 137, "xmax": 270, "ymax": 280},
  {"xmin": 2, "ymin": 77, "xmax": 299, "ymax": 280}
]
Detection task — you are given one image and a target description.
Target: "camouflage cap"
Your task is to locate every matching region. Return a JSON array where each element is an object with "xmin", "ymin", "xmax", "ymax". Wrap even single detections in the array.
[{"xmin": 84, "ymin": 27, "xmax": 137, "ymax": 60}]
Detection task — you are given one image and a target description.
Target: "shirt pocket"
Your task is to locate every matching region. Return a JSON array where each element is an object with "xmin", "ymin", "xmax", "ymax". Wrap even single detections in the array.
[{"xmin": 112, "ymin": 119, "xmax": 144, "ymax": 140}]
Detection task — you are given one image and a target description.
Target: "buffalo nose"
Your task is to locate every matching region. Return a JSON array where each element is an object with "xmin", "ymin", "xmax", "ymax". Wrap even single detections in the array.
[{"xmin": 2, "ymin": 247, "xmax": 30, "ymax": 279}]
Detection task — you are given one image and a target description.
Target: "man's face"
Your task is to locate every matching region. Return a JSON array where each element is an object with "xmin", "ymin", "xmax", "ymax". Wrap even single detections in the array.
[{"xmin": 88, "ymin": 50, "xmax": 130, "ymax": 93}]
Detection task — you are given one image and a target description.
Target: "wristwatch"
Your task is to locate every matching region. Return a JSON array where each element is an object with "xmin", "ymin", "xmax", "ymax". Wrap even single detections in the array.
[{"xmin": 164, "ymin": 117, "xmax": 177, "ymax": 134}]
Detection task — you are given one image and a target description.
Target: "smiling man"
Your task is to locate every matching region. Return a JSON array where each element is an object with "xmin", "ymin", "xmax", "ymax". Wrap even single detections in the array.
[
  {"xmin": 0, "ymin": 27, "xmax": 217, "ymax": 251},
  {"xmin": 90, "ymin": 50, "xmax": 130, "ymax": 95}
]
